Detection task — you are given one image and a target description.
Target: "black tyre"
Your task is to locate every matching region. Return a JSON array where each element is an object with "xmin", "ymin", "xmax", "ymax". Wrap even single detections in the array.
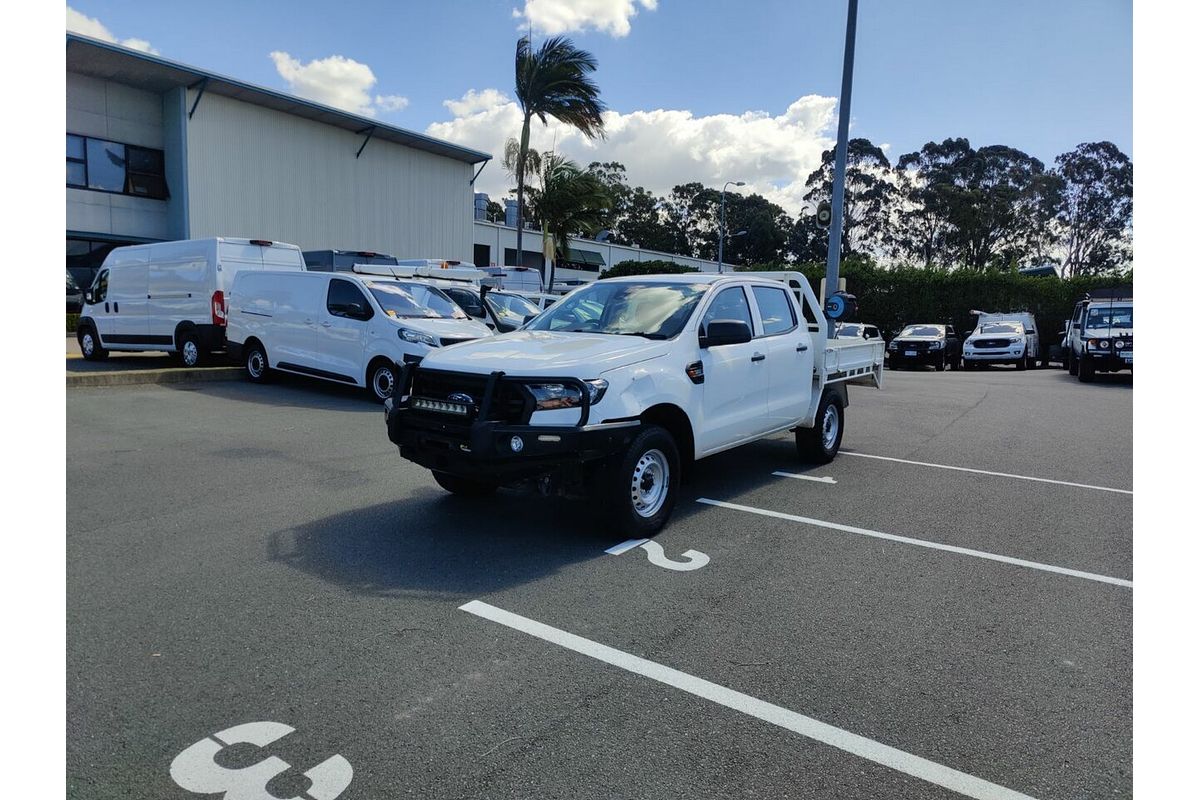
[
  {"xmin": 797, "ymin": 390, "xmax": 844, "ymax": 464},
  {"xmin": 367, "ymin": 360, "xmax": 397, "ymax": 404},
  {"xmin": 176, "ymin": 331, "xmax": 202, "ymax": 367},
  {"xmin": 78, "ymin": 326, "xmax": 108, "ymax": 361},
  {"xmin": 432, "ymin": 470, "xmax": 498, "ymax": 497},
  {"xmin": 888, "ymin": 358, "xmax": 899, "ymax": 370},
  {"xmin": 1078, "ymin": 355, "xmax": 1096, "ymax": 383},
  {"xmin": 936, "ymin": 354, "xmax": 946, "ymax": 371},
  {"xmin": 599, "ymin": 424, "xmax": 680, "ymax": 537},
  {"xmin": 950, "ymin": 353, "xmax": 961, "ymax": 371},
  {"xmin": 1014, "ymin": 354, "xmax": 1027, "ymax": 371},
  {"xmin": 1068, "ymin": 352, "xmax": 1078, "ymax": 375},
  {"xmin": 244, "ymin": 341, "xmax": 271, "ymax": 383}
]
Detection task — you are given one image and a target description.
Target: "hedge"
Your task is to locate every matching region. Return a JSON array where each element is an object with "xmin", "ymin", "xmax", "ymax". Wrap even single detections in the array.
[
  {"xmin": 67, "ymin": 313, "xmax": 79, "ymax": 334},
  {"xmin": 603, "ymin": 259, "xmax": 700, "ymax": 279},
  {"xmin": 737, "ymin": 262, "xmax": 1131, "ymax": 348}
]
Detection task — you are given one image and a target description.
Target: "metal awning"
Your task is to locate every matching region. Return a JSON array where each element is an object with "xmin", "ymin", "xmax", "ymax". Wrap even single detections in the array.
[
  {"xmin": 66, "ymin": 34, "xmax": 491, "ymax": 165},
  {"xmin": 565, "ymin": 248, "xmax": 606, "ymax": 266}
]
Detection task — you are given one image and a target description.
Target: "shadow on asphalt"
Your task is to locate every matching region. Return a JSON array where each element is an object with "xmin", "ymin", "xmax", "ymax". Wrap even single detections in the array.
[
  {"xmin": 265, "ymin": 435, "xmax": 818, "ymax": 597},
  {"xmin": 164, "ymin": 370, "xmax": 380, "ymax": 412}
]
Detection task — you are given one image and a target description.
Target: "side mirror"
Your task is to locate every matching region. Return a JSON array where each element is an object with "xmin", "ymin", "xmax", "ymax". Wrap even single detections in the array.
[
  {"xmin": 347, "ymin": 302, "xmax": 369, "ymax": 320},
  {"xmin": 1072, "ymin": 322, "xmax": 1082, "ymax": 330},
  {"xmin": 466, "ymin": 304, "xmax": 485, "ymax": 318},
  {"xmin": 84, "ymin": 290, "xmax": 93, "ymax": 305},
  {"xmin": 701, "ymin": 319, "xmax": 753, "ymax": 348}
]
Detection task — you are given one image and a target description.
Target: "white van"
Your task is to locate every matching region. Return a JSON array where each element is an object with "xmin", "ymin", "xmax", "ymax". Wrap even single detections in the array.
[
  {"xmin": 76, "ymin": 238, "xmax": 305, "ymax": 365},
  {"xmin": 226, "ymin": 271, "xmax": 492, "ymax": 401},
  {"xmin": 481, "ymin": 266, "xmax": 545, "ymax": 293}
]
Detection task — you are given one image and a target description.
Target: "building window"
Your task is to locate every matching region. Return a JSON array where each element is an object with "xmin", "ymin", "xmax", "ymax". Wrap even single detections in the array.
[
  {"xmin": 67, "ymin": 133, "xmax": 168, "ymax": 200},
  {"xmin": 67, "ymin": 236, "xmax": 141, "ymax": 289}
]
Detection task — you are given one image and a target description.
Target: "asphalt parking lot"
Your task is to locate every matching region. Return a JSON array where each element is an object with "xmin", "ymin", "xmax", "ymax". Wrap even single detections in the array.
[{"xmin": 66, "ymin": 365, "xmax": 1132, "ymax": 800}]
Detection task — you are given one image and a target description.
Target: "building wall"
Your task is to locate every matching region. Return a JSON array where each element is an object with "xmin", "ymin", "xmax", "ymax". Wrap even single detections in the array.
[
  {"xmin": 185, "ymin": 91, "xmax": 474, "ymax": 260},
  {"xmin": 472, "ymin": 221, "xmax": 720, "ymax": 275},
  {"xmin": 66, "ymin": 72, "xmax": 173, "ymax": 240}
]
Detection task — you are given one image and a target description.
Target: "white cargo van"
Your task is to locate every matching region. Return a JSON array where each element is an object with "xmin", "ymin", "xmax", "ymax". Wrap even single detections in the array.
[
  {"xmin": 226, "ymin": 271, "xmax": 492, "ymax": 401},
  {"xmin": 76, "ymin": 238, "xmax": 305, "ymax": 365}
]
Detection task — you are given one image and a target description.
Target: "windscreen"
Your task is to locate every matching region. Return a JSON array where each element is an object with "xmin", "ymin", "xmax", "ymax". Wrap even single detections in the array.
[
  {"xmin": 486, "ymin": 292, "xmax": 541, "ymax": 325},
  {"xmin": 366, "ymin": 281, "xmax": 467, "ymax": 320},
  {"xmin": 978, "ymin": 322, "xmax": 1022, "ymax": 335},
  {"xmin": 1086, "ymin": 305, "xmax": 1132, "ymax": 329},
  {"xmin": 899, "ymin": 325, "xmax": 942, "ymax": 337},
  {"xmin": 525, "ymin": 281, "xmax": 708, "ymax": 339}
]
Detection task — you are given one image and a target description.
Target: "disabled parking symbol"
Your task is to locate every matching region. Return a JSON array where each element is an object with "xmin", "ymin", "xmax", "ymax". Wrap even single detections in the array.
[
  {"xmin": 170, "ymin": 721, "xmax": 352, "ymax": 800},
  {"xmin": 606, "ymin": 538, "xmax": 710, "ymax": 571}
]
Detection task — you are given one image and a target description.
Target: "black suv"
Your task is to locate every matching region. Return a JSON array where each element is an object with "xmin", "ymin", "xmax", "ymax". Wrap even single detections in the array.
[{"xmin": 887, "ymin": 324, "xmax": 962, "ymax": 371}]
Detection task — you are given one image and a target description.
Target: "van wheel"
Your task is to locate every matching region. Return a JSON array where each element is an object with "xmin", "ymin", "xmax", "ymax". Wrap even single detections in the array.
[
  {"xmin": 176, "ymin": 332, "xmax": 201, "ymax": 367},
  {"xmin": 798, "ymin": 390, "xmax": 844, "ymax": 464},
  {"xmin": 368, "ymin": 360, "xmax": 397, "ymax": 403},
  {"xmin": 78, "ymin": 327, "xmax": 108, "ymax": 361},
  {"xmin": 599, "ymin": 424, "xmax": 680, "ymax": 537},
  {"xmin": 432, "ymin": 470, "xmax": 497, "ymax": 497},
  {"xmin": 244, "ymin": 342, "xmax": 270, "ymax": 383}
]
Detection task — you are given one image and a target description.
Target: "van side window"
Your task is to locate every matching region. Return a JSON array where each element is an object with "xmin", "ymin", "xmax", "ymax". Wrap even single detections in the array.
[
  {"xmin": 327, "ymin": 279, "xmax": 373, "ymax": 320},
  {"xmin": 700, "ymin": 287, "xmax": 754, "ymax": 336},
  {"xmin": 92, "ymin": 269, "xmax": 109, "ymax": 303}
]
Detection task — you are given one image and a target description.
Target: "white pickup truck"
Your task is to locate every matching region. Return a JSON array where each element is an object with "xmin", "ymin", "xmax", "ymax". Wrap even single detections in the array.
[{"xmin": 384, "ymin": 272, "xmax": 883, "ymax": 535}]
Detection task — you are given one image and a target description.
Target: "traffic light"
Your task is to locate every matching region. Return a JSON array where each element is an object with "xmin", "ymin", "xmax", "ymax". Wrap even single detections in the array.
[{"xmin": 816, "ymin": 200, "xmax": 832, "ymax": 228}]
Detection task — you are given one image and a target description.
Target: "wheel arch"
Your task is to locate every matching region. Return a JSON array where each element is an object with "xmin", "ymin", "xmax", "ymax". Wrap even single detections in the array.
[
  {"xmin": 173, "ymin": 320, "xmax": 199, "ymax": 351},
  {"xmin": 639, "ymin": 403, "xmax": 695, "ymax": 465}
]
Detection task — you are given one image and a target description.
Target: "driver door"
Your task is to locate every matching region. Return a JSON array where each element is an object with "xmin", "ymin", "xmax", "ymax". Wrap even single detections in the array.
[{"xmin": 317, "ymin": 278, "xmax": 374, "ymax": 384}]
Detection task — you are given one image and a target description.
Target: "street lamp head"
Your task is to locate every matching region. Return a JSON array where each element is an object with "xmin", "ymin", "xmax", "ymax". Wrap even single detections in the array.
[
  {"xmin": 733, "ymin": 181, "xmax": 746, "ymax": 187},
  {"xmin": 732, "ymin": 230, "xmax": 748, "ymax": 238}
]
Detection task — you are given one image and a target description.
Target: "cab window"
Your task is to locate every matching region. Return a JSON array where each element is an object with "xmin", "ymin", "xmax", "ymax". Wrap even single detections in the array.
[
  {"xmin": 327, "ymin": 279, "xmax": 373, "ymax": 320},
  {"xmin": 701, "ymin": 287, "xmax": 754, "ymax": 336},
  {"xmin": 751, "ymin": 286, "xmax": 796, "ymax": 336}
]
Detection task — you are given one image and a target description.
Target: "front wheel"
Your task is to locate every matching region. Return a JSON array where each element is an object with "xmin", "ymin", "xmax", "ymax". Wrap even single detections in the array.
[
  {"xmin": 936, "ymin": 354, "xmax": 946, "ymax": 371},
  {"xmin": 599, "ymin": 424, "xmax": 680, "ymax": 537},
  {"xmin": 797, "ymin": 390, "xmax": 844, "ymax": 464},
  {"xmin": 1078, "ymin": 355, "xmax": 1096, "ymax": 383},
  {"xmin": 368, "ymin": 360, "xmax": 397, "ymax": 403},
  {"xmin": 949, "ymin": 353, "xmax": 961, "ymax": 371},
  {"xmin": 1068, "ymin": 352, "xmax": 1079, "ymax": 375},
  {"xmin": 78, "ymin": 327, "xmax": 108, "ymax": 361},
  {"xmin": 1014, "ymin": 354, "xmax": 1027, "ymax": 371},
  {"xmin": 432, "ymin": 471, "xmax": 497, "ymax": 497}
]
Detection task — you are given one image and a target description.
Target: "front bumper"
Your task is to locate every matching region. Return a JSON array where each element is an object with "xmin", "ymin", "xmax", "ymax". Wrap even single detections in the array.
[
  {"xmin": 889, "ymin": 349, "xmax": 945, "ymax": 365},
  {"xmin": 1086, "ymin": 349, "xmax": 1133, "ymax": 370},
  {"xmin": 963, "ymin": 347, "xmax": 1024, "ymax": 362},
  {"xmin": 384, "ymin": 366, "xmax": 638, "ymax": 483}
]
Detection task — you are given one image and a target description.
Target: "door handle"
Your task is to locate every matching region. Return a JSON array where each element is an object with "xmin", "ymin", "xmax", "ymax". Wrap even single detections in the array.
[
  {"xmin": 321, "ymin": 322, "xmax": 332, "ymax": 327},
  {"xmin": 751, "ymin": 352, "xmax": 766, "ymax": 362},
  {"xmin": 113, "ymin": 302, "xmax": 119, "ymax": 313},
  {"xmin": 796, "ymin": 344, "xmax": 809, "ymax": 352},
  {"xmin": 104, "ymin": 302, "xmax": 109, "ymax": 313}
]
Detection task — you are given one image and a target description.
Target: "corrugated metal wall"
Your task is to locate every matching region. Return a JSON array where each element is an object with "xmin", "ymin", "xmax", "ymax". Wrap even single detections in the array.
[{"xmin": 185, "ymin": 92, "xmax": 474, "ymax": 260}]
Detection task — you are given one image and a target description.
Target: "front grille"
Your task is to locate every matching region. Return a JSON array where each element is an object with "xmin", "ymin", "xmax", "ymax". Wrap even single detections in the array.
[
  {"xmin": 895, "ymin": 340, "xmax": 929, "ymax": 351},
  {"xmin": 973, "ymin": 338, "xmax": 1013, "ymax": 349},
  {"xmin": 410, "ymin": 368, "xmax": 531, "ymax": 424}
]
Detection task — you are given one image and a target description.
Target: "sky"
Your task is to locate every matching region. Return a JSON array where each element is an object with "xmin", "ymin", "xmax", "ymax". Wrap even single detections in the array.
[{"xmin": 65, "ymin": 0, "xmax": 1132, "ymax": 216}]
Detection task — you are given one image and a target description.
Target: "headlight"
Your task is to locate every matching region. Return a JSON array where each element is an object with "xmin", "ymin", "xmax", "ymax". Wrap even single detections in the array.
[
  {"xmin": 527, "ymin": 379, "xmax": 608, "ymax": 410},
  {"xmin": 1114, "ymin": 339, "xmax": 1125, "ymax": 349},
  {"xmin": 888, "ymin": 342, "xmax": 898, "ymax": 350},
  {"xmin": 398, "ymin": 328, "xmax": 438, "ymax": 347},
  {"xmin": 928, "ymin": 340, "xmax": 943, "ymax": 349},
  {"xmin": 1008, "ymin": 337, "xmax": 1021, "ymax": 344}
]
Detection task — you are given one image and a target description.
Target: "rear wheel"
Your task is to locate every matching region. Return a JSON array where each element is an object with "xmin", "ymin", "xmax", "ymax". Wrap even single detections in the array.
[
  {"xmin": 176, "ymin": 332, "xmax": 201, "ymax": 367},
  {"xmin": 78, "ymin": 327, "xmax": 108, "ymax": 361},
  {"xmin": 599, "ymin": 424, "xmax": 680, "ymax": 537},
  {"xmin": 432, "ymin": 470, "xmax": 498, "ymax": 497},
  {"xmin": 244, "ymin": 341, "xmax": 270, "ymax": 383},
  {"xmin": 797, "ymin": 390, "xmax": 844, "ymax": 464}
]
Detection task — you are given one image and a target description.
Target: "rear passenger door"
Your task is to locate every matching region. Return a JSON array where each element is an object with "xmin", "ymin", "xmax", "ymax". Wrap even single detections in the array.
[{"xmin": 750, "ymin": 284, "xmax": 812, "ymax": 425}]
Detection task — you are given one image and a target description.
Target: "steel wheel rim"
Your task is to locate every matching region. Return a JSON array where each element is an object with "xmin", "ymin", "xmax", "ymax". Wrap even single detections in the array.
[
  {"xmin": 821, "ymin": 404, "xmax": 840, "ymax": 450},
  {"xmin": 248, "ymin": 351, "xmax": 265, "ymax": 378},
  {"xmin": 182, "ymin": 340, "xmax": 199, "ymax": 366},
  {"xmin": 81, "ymin": 333, "xmax": 94, "ymax": 356},
  {"xmin": 630, "ymin": 448, "xmax": 669, "ymax": 519},
  {"xmin": 373, "ymin": 367, "xmax": 395, "ymax": 399}
]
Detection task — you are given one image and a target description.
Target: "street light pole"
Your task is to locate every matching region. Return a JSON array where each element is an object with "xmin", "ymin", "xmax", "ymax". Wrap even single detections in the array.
[
  {"xmin": 824, "ymin": 0, "xmax": 859, "ymax": 338},
  {"xmin": 718, "ymin": 180, "xmax": 744, "ymax": 274}
]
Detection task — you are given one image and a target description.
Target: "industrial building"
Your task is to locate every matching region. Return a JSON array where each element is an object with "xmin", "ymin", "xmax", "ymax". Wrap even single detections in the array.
[{"xmin": 66, "ymin": 33, "xmax": 489, "ymax": 288}]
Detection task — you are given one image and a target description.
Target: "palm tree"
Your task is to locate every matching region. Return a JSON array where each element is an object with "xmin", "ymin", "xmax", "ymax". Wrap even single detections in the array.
[
  {"xmin": 529, "ymin": 153, "xmax": 611, "ymax": 288},
  {"xmin": 513, "ymin": 35, "xmax": 606, "ymax": 286}
]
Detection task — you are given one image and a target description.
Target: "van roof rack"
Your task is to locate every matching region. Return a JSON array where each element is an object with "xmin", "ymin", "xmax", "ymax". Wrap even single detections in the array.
[
  {"xmin": 350, "ymin": 263, "xmax": 491, "ymax": 283},
  {"xmin": 1084, "ymin": 286, "xmax": 1133, "ymax": 301}
]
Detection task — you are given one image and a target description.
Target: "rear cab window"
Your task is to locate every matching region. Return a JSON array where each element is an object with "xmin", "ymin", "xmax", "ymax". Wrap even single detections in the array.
[{"xmin": 750, "ymin": 285, "xmax": 797, "ymax": 336}]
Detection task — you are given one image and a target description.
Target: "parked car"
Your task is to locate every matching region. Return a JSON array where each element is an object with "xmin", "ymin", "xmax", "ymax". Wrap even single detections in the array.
[
  {"xmin": 886, "ymin": 324, "xmax": 962, "ymax": 370},
  {"xmin": 1065, "ymin": 291, "xmax": 1133, "ymax": 381},
  {"xmin": 437, "ymin": 284, "xmax": 543, "ymax": 333},
  {"xmin": 963, "ymin": 312, "xmax": 1040, "ymax": 370},
  {"xmin": 302, "ymin": 249, "xmax": 399, "ymax": 272},
  {"xmin": 835, "ymin": 322, "xmax": 882, "ymax": 341},
  {"xmin": 66, "ymin": 271, "xmax": 83, "ymax": 313},
  {"xmin": 481, "ymin": 266, "xmax": 545, "ymax": 293},
  {"xmin": 76, "ymin": 238, "xmax": 306, "ymax": 365},
  {"xmin": 383, "ymin": 271, "xmax": 884, "ymax": 536},
  {"xmin": 226, "ymin": 270, "xmax": 492, "ymax": 402}
]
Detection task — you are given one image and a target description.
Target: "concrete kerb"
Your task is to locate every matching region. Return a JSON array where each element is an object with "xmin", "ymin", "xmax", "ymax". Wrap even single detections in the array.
[{"xmin": 67, "ymin": 365, "xmax": 243, "ymax": 388}]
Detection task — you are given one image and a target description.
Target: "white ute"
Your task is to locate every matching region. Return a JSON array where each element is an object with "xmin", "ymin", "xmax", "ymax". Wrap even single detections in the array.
[{"xmin": 384, "ymin": 271, "xmax": 883, "ymax": 535}]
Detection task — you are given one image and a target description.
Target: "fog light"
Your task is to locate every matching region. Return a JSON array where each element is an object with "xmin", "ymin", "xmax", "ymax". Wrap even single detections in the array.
[{"xmin": 510, "ymin": 436, "xmax": 524, "ymax": 453}]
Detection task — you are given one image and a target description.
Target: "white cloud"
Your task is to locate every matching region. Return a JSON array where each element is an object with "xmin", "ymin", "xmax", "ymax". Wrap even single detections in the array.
[
  {"xmin": 269, "ymin": 51, "xmax": 409, "ymax": 118},
  {"xmin": 427, "ymin": 88, "xmax": 837, "ymax": 217},
  {"xmin": 66, "ymin": 6, "xmax": 158, "ymax": 54},
  {"xmin": 513, "ymin": 0, "xmax": 657, "ymax": 37}
]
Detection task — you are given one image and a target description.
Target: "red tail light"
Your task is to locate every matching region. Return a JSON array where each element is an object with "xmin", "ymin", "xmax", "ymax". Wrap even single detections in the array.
[{"xmin": 212, "ymin": 290, "xmax": 227, "ymax": 326}]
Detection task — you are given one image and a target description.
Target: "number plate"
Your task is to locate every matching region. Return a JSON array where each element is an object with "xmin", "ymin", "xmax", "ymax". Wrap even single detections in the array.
[
  {"xmin": 904, "ymin": 350, "xmax": 917, "ymax": 357},
  {"xmin": 1121, "ymin": 351, "xmax": 1133, "ymax": 361}
]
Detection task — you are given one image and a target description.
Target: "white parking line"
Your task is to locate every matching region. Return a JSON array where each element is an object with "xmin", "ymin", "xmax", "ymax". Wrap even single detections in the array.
[
  {"xmin": 773, "ymin": 472, "xmax": 837, "ymax": 484},
  {"xmin": 841, "ymin": 451, "xmax": 1132, "ymax": 495},
  {"xmin": 605, "ymin": 538, "xmax": 650, "ymax": 555},
  {"xmin": 460, "ymin": 600, "xmax": 1039, "ymax": 800},
  {"xmin": 696, "ymin": 499, "xmax": 1132, "ymax": 588}
]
